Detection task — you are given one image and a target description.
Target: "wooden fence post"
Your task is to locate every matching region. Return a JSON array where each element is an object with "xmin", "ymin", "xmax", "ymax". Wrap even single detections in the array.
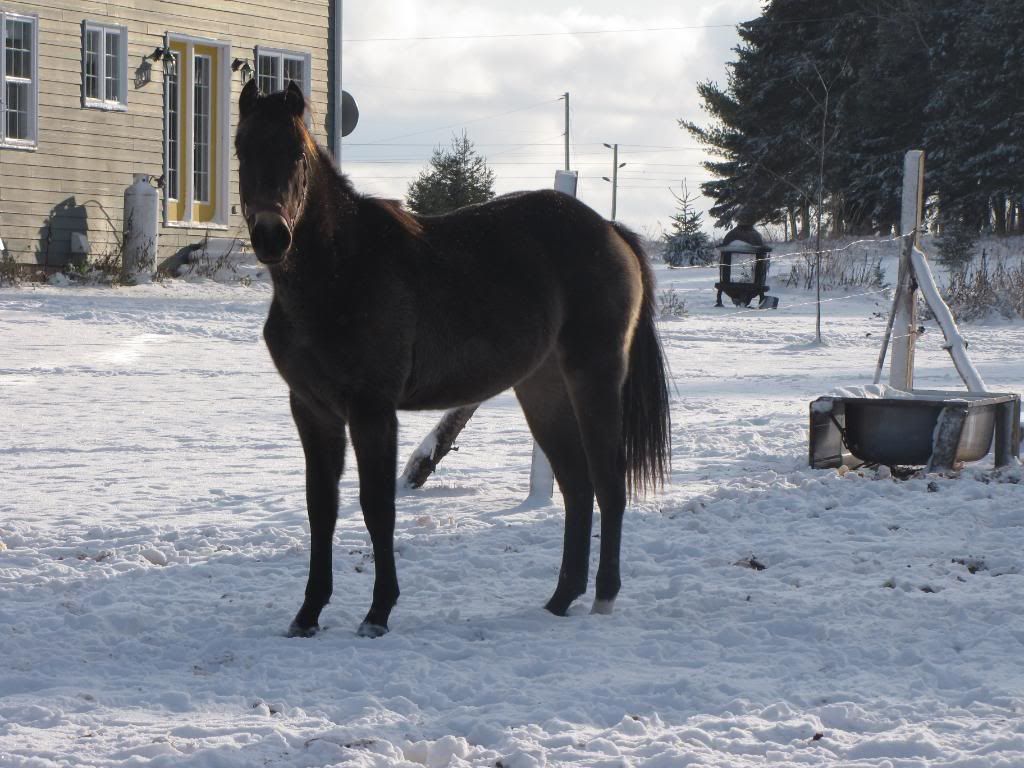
[{"xmin": 888, "ymin": 150, "xmax": 924, "ymax": 390}]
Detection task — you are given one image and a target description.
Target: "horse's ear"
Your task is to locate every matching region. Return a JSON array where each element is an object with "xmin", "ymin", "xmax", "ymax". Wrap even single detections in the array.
[
  {"xmin": 239, "ymin": 78, "xmax": 259, "ymax": 119},
  {"xmin": 284, "ymin": 80, "xmax": 306, "ymax": 118}
]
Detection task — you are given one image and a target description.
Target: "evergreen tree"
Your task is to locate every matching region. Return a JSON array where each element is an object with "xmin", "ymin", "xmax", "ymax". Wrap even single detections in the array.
[
  {"xmin": 663, "ymin": 182, "xmax": 714, "ymax": 267},
  {"xmin": 924, "ymin": 0, "xmax": 1024, "ymax": 234},
  {"xmin": 683, "ymin": 1, "xmax": 868, "ymax": 231},
  {"xmin": 838, "ymin": 6, "xmax": 930, "ymax": 235},
  {"xmin": 684, "ymin": 0, "xmax": 1023, "ymax": 239},
  {"xmin": 406, "ymin": 132, "xmax": 496, "ymax": 215}
]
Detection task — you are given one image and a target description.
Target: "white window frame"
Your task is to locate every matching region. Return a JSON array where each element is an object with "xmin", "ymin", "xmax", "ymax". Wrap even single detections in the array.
[
  {"xmin": 254, "ymin": 46, "xmax": 311, "ymax": 98},
  {"xmin": 163, "ymin": 33, "xmax": 230, "ymax": 229},
  {"xmin": 82, "ymin": 21, "xmax": 128, "ymax": 111},
  {"xmin": 0, "ymin": 11, "xmax": 39, "ymax": 150}
]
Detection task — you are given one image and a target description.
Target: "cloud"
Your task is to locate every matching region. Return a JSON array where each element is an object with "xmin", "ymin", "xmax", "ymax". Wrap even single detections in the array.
[{"xmin": 341, "ymin": 0, "xmax": 763, "ymax": 237}]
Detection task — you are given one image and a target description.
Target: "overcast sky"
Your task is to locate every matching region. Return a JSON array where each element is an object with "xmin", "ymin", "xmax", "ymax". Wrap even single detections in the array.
[{"xmin": 340, "ymin": 1, "xmax": 764, "ymax": 238}]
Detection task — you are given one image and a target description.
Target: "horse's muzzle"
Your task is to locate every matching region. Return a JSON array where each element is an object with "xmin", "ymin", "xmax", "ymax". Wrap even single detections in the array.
[{"xmin": 249, "ymin": 211, "xmax": 292, "ymax": 265}]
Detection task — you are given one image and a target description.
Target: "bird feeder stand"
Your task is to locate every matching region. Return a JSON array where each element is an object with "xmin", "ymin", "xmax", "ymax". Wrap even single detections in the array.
[{"xmin": 714, "ymin": 209, "xmax": 775, "ymax": 308}]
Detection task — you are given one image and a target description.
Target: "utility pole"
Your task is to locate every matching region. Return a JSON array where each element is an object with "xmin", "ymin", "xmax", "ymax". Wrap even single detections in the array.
[
  {"xmin": 561, "ymin": 92, "xmax": 570, "ymax": 171},
  {"xmin": 602, "ymin": 143, "xmax": 626, "ymax": 221}
]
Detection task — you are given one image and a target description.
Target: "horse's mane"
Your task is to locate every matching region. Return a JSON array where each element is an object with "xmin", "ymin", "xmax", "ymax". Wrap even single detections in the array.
[
  {"xmin": 293, "ymin": 114, "xmax": 323, "ymax": 164},
  {"xmin": 290, "ymin": 110, "xmax": 423, "ymax": 239},
  {"xmin": 366, "ymin": 198, "xmax": 424, "ymax": 238}
]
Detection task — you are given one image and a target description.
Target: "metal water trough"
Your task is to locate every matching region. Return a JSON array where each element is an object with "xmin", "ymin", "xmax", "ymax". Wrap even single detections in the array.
[{"xmin": 809, "ymin": 390, "xmax": 1021, "ymax": 471}]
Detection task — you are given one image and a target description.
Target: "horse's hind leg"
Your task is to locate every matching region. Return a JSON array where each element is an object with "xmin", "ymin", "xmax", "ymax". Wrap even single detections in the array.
[
  {"xmin": 563, "ymin": 362, "xmax": 629, "ymax": 616},
  {"xmin": 515, "ymin": 358, "xmax": 595, "ymax": 616}
]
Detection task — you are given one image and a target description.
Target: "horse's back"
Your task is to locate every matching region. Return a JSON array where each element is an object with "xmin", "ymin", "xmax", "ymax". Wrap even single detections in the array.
[
  {"xmin": 417, "ymin": 190, "xmax": 641, "ymax": 299},
  {"xmin": 395, "ymin": 190, "xmax": 644, "ymax": 409}
]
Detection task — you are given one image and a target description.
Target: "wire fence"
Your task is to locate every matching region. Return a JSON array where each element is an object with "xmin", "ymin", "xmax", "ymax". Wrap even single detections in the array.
[
  {"xmin": 658, "ymin": 231, "xmax": 914, "ymax": 273},
  {"xmin": 656, "ymin": 232, "xmax": 1007, "ymax": 387}
]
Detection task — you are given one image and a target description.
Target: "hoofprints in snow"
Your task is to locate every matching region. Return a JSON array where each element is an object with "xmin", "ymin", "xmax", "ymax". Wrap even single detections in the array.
[{"xmin": 1, "ymin": 260, "xmax": 1023, "ymax": 766}]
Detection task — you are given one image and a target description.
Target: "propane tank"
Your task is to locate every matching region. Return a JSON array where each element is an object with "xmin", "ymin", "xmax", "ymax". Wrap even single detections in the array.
[{"xmin": 122, "ymin": 174, "xmax": 159, "ymax": 277}]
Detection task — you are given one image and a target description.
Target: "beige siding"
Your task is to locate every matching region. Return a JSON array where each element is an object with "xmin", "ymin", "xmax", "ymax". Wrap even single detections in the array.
[{"xmin": 0, "ymin": 0, "xmax": 330, "ymax": 266}]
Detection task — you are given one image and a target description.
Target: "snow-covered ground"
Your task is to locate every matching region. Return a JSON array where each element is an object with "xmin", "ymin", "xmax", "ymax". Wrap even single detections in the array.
[{"xmin": 2, "ymin": 253, "xmax": 1023, "ymax": 767}]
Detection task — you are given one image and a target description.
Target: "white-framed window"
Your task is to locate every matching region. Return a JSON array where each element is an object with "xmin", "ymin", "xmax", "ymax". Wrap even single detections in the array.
[
  {"xmin": 254, "ymin": 47, "xmax": 310, "ymax": 97},
  {"xmin": 1, "ymin": 11, "xmax": 39, "ymax": 149},
  {"xmin": 82, "ymin": 21, "xmax": 128, "ymax": 110},
  {"xmin": 164, "ymin": 34, "xmax": 230, "ymax": 227}
]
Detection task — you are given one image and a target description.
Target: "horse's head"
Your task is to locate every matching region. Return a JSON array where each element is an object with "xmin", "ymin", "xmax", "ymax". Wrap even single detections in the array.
[{"xmin": 235, "ymin": 79, "xmax": 315, "ymax": 265}]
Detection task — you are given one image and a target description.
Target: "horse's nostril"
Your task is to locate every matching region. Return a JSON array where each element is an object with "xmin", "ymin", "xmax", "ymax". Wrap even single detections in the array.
[{"xmin": 251, "ymin": 212, "xmax": 291, "ymax": 264}]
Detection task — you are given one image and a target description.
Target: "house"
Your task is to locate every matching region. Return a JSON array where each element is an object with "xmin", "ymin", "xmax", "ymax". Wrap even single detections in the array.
[{"xmin": 0, "ymin": 0, "xmax": 343, "ymax": 271}]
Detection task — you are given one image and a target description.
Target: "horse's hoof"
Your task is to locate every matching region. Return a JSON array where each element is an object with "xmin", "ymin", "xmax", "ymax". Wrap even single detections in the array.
[
  {"xmin": 356, "ymin": 621, "xmax": 389, "ymax": 638},
  {"xmin": 544, "ymin": 602, "xmax": 577, "ymax": 618},
  {"xmin": 544, "ymin": 593, "xmax": 577, "ymax": 617},
  {"xmin": 544, "ymin": 602, "xmax": 569, "ymax": 617},
  {"xmin": 590, "ymin": 599, "xmax": 615, "ymax": 615},
  {"xmin": 287, "ymin": 621, "xmax": 320, "ymax": 638}
]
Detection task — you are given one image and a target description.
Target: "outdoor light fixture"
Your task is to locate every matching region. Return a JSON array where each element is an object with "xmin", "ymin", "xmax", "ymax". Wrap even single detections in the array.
[
  {"xmin": 231, "ymin": 58, "xmax": 254, "ymax": 82},
  {"xmin": 149, "ymin": 46, "xmax": 176, "ymax": 77}
]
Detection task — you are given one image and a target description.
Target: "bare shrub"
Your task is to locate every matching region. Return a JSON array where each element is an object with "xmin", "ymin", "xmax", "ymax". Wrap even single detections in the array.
[
  {"xmin": 62, "ymin": 246, "xmax": 125, "ymax": 285},
  {"xmin": 783, "ymin": 247, "xmax": 884, "ymax": 291},
  {"xmin": 0, "ymin": 251, "xmax": 22, "ymax": 286},
  {"xmin": 182, "ymin": 236, "xmax": 250, "ymax": 285},
  {"xmin": 939, "ymin": 251, "xmax": 1024, "ymax": 321},
  {"xmin": 658, "ymin": 288, "xmax": 688, "ymax": 319}
]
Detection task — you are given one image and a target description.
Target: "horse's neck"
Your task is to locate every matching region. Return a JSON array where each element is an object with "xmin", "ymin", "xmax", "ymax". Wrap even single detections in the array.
[
  {"xmin": 297, "ymin": 156, "xmax": 354, "ymax": 239},
  {"xmin": 272, "ymin": 159, "xmax": 357, "ymax": 300}
]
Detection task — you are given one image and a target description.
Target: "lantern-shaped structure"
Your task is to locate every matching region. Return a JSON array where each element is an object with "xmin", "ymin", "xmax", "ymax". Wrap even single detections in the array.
[{"xmin": 714, "ymin": 210, "xmax": 774, "ymax": 308}]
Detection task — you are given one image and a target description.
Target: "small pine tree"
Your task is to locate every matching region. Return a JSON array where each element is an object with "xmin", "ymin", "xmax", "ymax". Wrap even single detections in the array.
[
  {"xmin": 663, "ymin": 182, "xmax": 714, "ymax": 267},
  {"xmin": 406, "ymin": 132, "xmax": 496, "ymax": 215},
  {"xmin": 935, "ymin": 218, "xmax": 978, "ymax": 269}
]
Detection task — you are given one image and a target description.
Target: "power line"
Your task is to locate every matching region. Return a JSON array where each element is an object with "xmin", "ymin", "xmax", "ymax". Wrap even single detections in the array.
[
  {"xmin": 338, "ymin": 159, "xmax": 709, "ymax": 168},
  {"xmin": 342, "ymin": 17, "xmax": 877, "ymax": 43},
  {"xmin": 361, "ymin": 98, "xmax": 561, "ymax": 145},
  {"xmin": 343, "ymin": 142, "xmax": 707, "ymax": 150}
]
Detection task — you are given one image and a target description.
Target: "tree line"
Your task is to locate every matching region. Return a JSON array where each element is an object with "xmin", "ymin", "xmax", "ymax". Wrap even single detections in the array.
[{"xmin": 683, "ymin": 0, "xmax": 1023, "ymax": 240}]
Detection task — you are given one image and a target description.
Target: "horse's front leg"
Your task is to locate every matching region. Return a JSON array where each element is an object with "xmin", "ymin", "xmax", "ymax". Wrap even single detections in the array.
[
  {"xmin": 288, "ymin": 392, "xmax": 346, "ymax": 637},
  {"xmin": 347, "ymin": 399, "xmax": 400, "ymax": 637}
]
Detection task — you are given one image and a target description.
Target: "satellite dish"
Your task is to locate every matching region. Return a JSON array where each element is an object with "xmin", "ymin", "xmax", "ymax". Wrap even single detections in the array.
[{"xmin": 341, "ymin": 90, "xmax": 359, "ymax": 137}]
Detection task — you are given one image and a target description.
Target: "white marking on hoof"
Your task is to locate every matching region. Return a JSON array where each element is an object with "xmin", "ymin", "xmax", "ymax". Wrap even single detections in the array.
[{"xmin": 590, "ymin": 599, "xmax": 615, "ymax": 615}]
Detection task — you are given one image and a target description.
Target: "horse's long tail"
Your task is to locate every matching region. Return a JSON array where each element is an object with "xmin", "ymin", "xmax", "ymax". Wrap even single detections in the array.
[{"xmin": 612, "ymin": 222, "xmax": 672, "ymax": 497}]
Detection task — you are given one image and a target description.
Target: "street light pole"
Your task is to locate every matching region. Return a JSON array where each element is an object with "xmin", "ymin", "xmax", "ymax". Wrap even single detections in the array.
[{"xmin": 602, "ymin": 143, "xmax": 626, "ymax": 221}]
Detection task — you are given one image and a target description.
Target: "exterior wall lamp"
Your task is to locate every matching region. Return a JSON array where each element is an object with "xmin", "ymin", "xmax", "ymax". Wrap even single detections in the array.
[
  {"xmin": 231, "ymin": 58, "xmax": 254, "ymax": 83},
  {"xmin": 148, "ymin": 46, "xmax": 177, "ymax": 77}
]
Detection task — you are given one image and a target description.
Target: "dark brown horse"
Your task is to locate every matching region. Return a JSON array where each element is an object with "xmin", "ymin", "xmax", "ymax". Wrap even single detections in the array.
[{"xmin": 235, "ymin": 80, "xmax": 671, "ymax": 638}]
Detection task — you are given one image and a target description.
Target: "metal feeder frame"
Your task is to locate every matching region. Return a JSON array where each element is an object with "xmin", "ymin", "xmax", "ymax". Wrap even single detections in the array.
[{"xmin": 807, "ymin": 150, "xmax": 1022, "ymax": 472}]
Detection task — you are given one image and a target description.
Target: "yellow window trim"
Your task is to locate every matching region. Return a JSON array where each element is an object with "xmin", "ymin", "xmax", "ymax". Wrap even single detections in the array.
[{"xmin": 165, "ymin": 35, "xmax": 227, "ymax": 227}]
